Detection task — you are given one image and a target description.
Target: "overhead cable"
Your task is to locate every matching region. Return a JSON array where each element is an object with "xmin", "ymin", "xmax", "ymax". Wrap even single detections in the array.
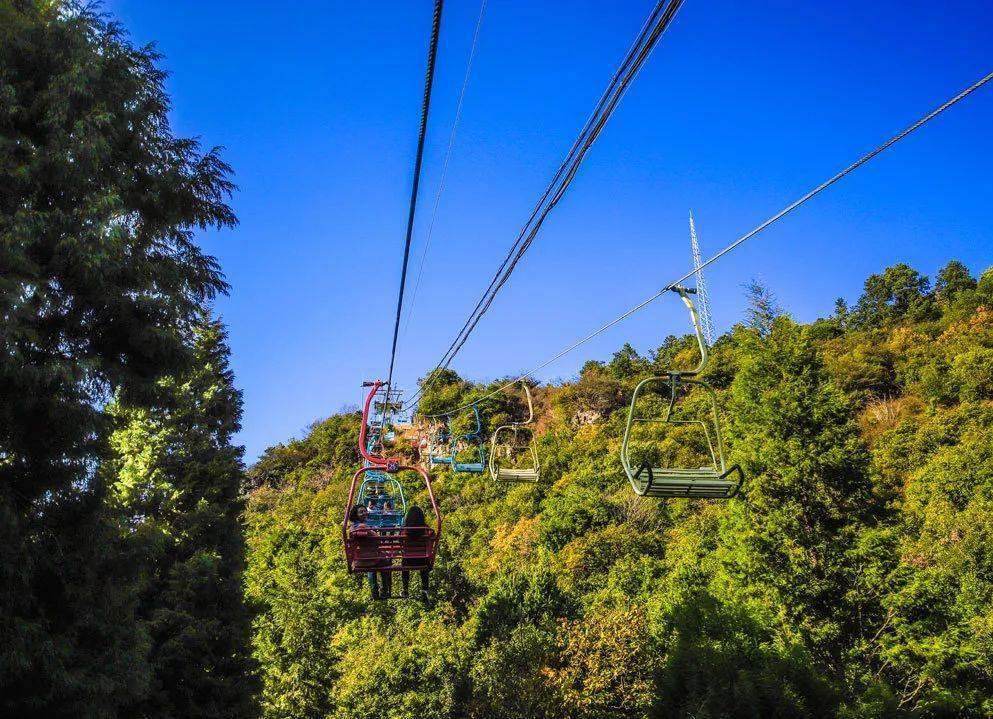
[
  {"xmin": 384, "ymin": 0, "xmax": 445, "ymax": 408},
  {"xmin": 402, "ymin": 0, "xmax": 489, "ymax": 341},
  {"xmin": 412, "ymin": 69, "xmax": 993, "ymax": 418},
  {"xmin": 408, "ymin": 0, "xmax": 686, "ymax": 409}
]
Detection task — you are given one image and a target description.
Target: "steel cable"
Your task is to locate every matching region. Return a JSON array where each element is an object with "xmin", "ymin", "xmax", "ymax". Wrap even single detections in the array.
[
  {"xmin": 411, "ymin": 69, "xmax": 993, "ymax": 418},
  {"xmin": 406, "ymin": 0, "xmax": 686, "ymax": 410},
  {"xmin": 402, "ymin": 0, "xmax": 489, "ymax": 341},
  {"xmin": 384, "ymin": 0, "xmax": 445, "ymax": 408}
]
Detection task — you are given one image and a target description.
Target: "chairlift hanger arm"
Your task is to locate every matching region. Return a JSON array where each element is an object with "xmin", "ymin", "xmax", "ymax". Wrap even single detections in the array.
[
  {"xmin": 670, "ymin": 285, "xmax": 708, "ymax": 376},
  {"xmin": 516, "ymin": 382, "xmax": 535, "ymax": 426}
]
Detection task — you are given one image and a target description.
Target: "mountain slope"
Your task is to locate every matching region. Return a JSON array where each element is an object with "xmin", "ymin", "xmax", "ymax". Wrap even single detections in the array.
[{"xmin": 245, "ymin": 261, "xmax": 993, "ymax": 719}]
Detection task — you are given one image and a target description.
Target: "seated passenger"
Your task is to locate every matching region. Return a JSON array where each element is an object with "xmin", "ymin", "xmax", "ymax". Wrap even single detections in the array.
[
  {"xmin": 349, "ymin": 504, "xmax": 392, "ymax": 599},
  {"xmin": 348, "ymin": 504, "xmax": 368, "ymax": 529},
  {"xmin": 400, "ymin": 505, "xmax": 432, "ymax": 604}
]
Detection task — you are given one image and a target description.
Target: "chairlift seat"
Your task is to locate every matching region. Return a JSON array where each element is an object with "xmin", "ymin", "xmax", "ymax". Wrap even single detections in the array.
[
  {"xmin": 630, "ymin": 465, "xmax": 743, "ymax": 499},
  {"xmin": 344, "ymin": 526, "xmax": 439, "ymax": 572},
  {"xmin": 492, "ymin": 467, "xmax": 540, "ymax": 483},
  {"xmin": 453, "ymin": 460, "xmax": 485, "ymax": 473}
]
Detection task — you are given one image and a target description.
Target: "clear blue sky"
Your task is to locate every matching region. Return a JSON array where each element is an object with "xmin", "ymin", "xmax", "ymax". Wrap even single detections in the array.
[{"xmin": 105, "ymin": 0, "xmax": 993, "ymax": 460}]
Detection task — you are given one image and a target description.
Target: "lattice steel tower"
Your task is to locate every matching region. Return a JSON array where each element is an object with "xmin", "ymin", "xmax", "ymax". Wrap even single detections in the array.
[{"xmin": 689, "ymin": 211, "xmax": 715, "ymax": 346}]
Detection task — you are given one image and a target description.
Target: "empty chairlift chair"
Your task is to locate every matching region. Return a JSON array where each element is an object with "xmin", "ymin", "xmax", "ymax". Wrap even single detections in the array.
[
  {"xmin": 450, "ymin": 404, "xmax": 487, "ymax": 474},
  {"xmin": 428, "ymin": 425, "xmax": 453, "ymax": 467},
  {"xmin": 620, "ymin": 286, "xmax": 744, "ymax": 499},
  {"xmin": 489, "ymin": 382, "xmax": 540, "ymax": 483}
]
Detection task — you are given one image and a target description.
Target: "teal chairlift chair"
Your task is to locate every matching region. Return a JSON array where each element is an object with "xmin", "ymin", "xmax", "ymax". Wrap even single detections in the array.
[
  {"xmin": 450, "ymin": 404, "xmax": 487, "ymax": 474},
  {"xmin": 428, "ymin": 424, "xmax": 453, "ymax": 467}
]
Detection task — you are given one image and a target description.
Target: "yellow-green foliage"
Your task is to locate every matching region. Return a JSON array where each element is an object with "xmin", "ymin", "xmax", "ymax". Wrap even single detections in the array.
[{"xmin": 246, "ymin": 262, "xmax": 993, "ymax": 718}]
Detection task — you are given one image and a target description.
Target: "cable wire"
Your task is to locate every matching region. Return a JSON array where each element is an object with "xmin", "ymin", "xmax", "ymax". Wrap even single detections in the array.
[
  {"xmin": 411, "ymin": 68, "xmax": 993, "ymax": 418},
  {"xmin": 409, "ymin": 0, "xmax": 685, "ymax": 410},
  {"xmin": 435, "ymin": 0, "xmax": 684, "ymax": 371},
  {"xmin": 402, "ymin": 0, "xmax": 488, "ymax": 341},
  {"xmin": 384, "ymin": 0, "xmax": 445, "ymax": 407}
]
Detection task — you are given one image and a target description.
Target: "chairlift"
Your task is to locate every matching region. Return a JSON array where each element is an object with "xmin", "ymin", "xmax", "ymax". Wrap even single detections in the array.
[
  {"xmin": 356, "ymin": 472, "xmax": 407, "ymax": 529},
  {"xmin": 620, "ymin": 286, "xmax": 743, "ymax": 499},
  {"xmin": 427, "ymin": 424, "xmax": 453, "ymax": 466},
  {"xmin": 344, "ymin": 381, "xmax": 441, "ymax": 581},
  {"xmin": 489, "ymin": 382, "xmax": 540, "ymax": 483},
  {"xmin": 449, "ymin": 404, "xmax": 486, "ymax": 473},
  {"xmin": 343, "ymin": 466, "xmax": 441, "ymax": 576}
]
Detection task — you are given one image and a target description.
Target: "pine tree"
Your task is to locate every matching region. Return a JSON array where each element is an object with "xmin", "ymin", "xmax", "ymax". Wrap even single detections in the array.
[
  {"xmin": 0, "ymin": 3, "xmax": 235, "ymax": 714},
  {"xmin": 934, "ymin": 259, "xmax": 976, "ymax": 303},
  {"xmin": 850, "ymin": 263, "xmax": 937, "ymax": 328},
  {"xmin": 107, "ymin": 321, "xmax": 259, "ymax": 719},
  {"xmin": 833, "ymin": 297, "xmax": 849, "ymax": 325},
  {"xmin": 743, "ymin": 279, "xmax": 782, "ymax": 336}
]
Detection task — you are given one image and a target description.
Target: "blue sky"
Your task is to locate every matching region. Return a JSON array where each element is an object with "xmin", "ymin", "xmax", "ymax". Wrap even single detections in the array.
[{"xmin": 105, "ymin": 0, "xmax": 993, "ymax": 460}]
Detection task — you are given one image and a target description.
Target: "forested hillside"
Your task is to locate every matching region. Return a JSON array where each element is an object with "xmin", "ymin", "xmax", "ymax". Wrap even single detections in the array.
[{"xmin": 247, "ymin": 261, "xmax": 993, "ymax": 719}]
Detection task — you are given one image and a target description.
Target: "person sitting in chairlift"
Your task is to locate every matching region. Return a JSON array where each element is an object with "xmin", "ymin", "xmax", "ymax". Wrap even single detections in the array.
[
  {"xmin": 400, "ymin": 505, "xmax": 431, "ymax": 604},
  {"xmin": 349, "ymin": 504, "xmax": 392, "ymax": 599},
  {"xmin": 348, "ymin": 504, "xmax": 368, "ymax": 528}
]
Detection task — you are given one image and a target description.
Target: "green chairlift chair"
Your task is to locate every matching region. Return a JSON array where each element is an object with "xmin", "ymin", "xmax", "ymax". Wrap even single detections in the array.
[
  {"xmin": 489, "ymin": 382, "xmax": 540, "ymax": 483},
  {"xmin": 620, "ymin": 286, "xmax": 743, "ymax": 499}
]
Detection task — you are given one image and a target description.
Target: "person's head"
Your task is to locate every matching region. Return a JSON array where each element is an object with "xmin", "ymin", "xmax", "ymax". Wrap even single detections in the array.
[
  {"xmin": 349, "ymin": 504, "xmax": 367, "ymax": 523},
  {"xmin": 384, "ymin": 500, "xmax": 394, "ymax": 512},
  {"xmin": 404, "ymin": 505, "xmax": 426, "ymax": 527},
  {"xmin": 366, "ymin": 497, "xmax": 376, "ymax": 510}
]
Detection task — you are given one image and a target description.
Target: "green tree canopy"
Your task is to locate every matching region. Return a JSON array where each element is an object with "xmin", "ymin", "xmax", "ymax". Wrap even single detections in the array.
[{"xmin": 0, "ymin": 4, "xmax": 238, "ymax": 715}]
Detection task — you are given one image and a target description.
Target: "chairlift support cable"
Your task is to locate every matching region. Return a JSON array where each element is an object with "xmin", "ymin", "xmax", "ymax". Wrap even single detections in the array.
[
  {"xmin": 433, "ymin": 0, "xmax": 685, "ymax": 372},
  {"xmin": 409, "ymin": 69, "xmax": 993, "ymax": 419},
  {"xmin": 402, "ymin": 0, "xmax": 489, "ymax": 341},
  {"xmin": 383, "ymin": 0, "xmax": 445, "ymax": 411},
  {"xmin": 407, "ymin": 0, "xmax": 686, "ymax": 409}
]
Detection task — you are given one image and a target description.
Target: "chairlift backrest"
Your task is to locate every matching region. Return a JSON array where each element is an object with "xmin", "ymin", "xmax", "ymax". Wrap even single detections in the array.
[{"xmin": 449, "ymin": 404, "xmax": 487, "ymax": 473}]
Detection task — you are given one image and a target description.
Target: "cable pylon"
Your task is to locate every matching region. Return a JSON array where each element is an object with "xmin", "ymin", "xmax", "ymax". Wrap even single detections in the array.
[{"xmin": 689, "ymin": 211, "xmax": 714, "ymax": 346}]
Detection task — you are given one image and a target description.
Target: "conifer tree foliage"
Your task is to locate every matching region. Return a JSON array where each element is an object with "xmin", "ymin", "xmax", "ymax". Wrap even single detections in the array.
[
  {"xmin": 106, "ymin": 321, "xmax": 259, "ymax": 719},
  {"xmin": 934, "ymin": 260, "xmax": 976, "ymax": 304},
  {"xmin": 743, "ymin": 278, "xmax": 782, "ymax": 336},
  {"xmin": 0, "ymin": 2, "xmax": 239, "ymax": 715},
  {"xmin": 722, "ymin": 318, "xmax": 875, "ymax": 668}
]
